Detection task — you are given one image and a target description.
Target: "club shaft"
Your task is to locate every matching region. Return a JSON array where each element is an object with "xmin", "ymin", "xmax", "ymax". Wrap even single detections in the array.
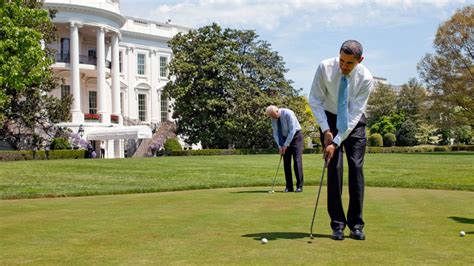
[
  {"xmin": 270, "ymin": 155, "xmax": 283, "ymax": 191},
  {"xmin": 310, "ymin": 161, "xmax": 326, "ymax": 237}
]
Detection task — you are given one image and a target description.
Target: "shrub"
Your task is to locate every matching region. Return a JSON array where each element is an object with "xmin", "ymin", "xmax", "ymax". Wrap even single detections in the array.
[
  {"xmin": 50, "ymin": 138, "xmax": 71, "ymax": 150},
  {"xmin": 369, "ymin": 133, "xmax": 383, "ymax": 147},
  {"xmin": 164, "ymin": 138, "xmax": 182, "ymax": 151},
  {"xmin": 383, "ymin": 133, "xmax": 396, "ymax": 147},
  {"xmin": 0, "ymin": 150, "xmax": 86, "ymax": 161},
  {"xmin": 397, "ymin": 119, "xmax": 418, "ymax": 146}
]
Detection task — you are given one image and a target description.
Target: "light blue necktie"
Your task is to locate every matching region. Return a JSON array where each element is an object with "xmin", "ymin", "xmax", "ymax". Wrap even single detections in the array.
[
  {"xmin": 277, "ymin": 117, "xmax": 285, "ymax": 146},
  {"xmin": 337, "ymin": 76, "xmax": 348, "ymax": 133}
]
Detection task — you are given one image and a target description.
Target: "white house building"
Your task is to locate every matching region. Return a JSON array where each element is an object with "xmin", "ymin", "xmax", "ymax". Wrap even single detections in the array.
[{"xmin": 42, "ymin": 0, "xmax": 191, "ymax": 158}]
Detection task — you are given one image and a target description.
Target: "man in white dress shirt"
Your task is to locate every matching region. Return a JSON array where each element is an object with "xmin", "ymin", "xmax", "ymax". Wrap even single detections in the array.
[{"xmin": 309, "ymin": 40, "xmax": 373, "ymax": 241}]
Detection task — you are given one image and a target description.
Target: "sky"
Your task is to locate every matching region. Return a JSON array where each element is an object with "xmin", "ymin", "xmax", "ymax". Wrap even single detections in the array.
[{"xmin": 119, "ymin": 0, "xmax": 471, "ymax": 96}]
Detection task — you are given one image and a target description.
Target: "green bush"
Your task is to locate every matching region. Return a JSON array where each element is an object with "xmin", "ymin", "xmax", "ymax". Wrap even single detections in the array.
[
  {"xmin": 369, "ymin": 133, "xmax": 383, "ymax": 147},
  {"xmin": 50, "ymin": 138, "xmax": 71, "ymax": 150},
  {"xmin": 383, "ymin": 133, "xmax": 396, "ymax": 147},
  {"xmin": 0, "ymin": 150, "xmax": 86, "ymax": 161},
  {"xmin": 434, "ymin": 146, "xmax": 451, "ymax": 152},
  {"xmin": 164, "ymin": 138, "xmax": 182, "ymax": 151}
]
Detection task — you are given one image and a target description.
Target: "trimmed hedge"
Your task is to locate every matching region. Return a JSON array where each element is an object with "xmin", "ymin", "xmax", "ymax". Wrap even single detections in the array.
[
  {"xmin": 167, "ymin": 147, "xmax": 323, "ymax": 156},
  {"xmin": 0, "ymin": 150, "xmax": 86, "ymax": 161},
  {"xmin": 369, "ymin": 133, "xmax": 383, "ymax": 147}
]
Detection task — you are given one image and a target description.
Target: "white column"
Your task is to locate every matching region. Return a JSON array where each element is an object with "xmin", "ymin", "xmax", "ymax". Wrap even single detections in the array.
[
  {"xmin": 111, "ymin": 33, "xmax": 122, "ymax": 124},
  {"xmin": 70, "ymin": 22, "xmax": 84, "ymax": 123},
  {"xmin": 96, "ymin": 27, "xmax": 109, "ymax": 124}
]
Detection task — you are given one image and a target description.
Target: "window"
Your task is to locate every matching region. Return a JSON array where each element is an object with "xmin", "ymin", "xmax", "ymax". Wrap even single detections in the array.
[
  {"xmin": 137, "ymin": 53, "xmax": 145, "ymax": 75},
  {"xmin": 120, "ymin": 92, "xmax": 124, "ymax": 115},
  {"xmin": 159, "ymin": 56, "xmax": 168, "ymax": 78},
  {"xmin": 89, "ymin": 91, "xmax": 97, "ymax": 114},
  {"xmin": 88, "ymin": 48, "xmax": 96, "ymax": 64},
  {"xmin": 119, "ymin": 51, "xmax": 123, "ymax": 73},
  {"xmin": 60, "ymin": 85, "xmax": 70, "ymax": 99},
  {"xmin": 161, "ymin": 96, "xmax": 168, "ymax": 122},
  {"xmin": 60, "ymin": 38, "xmax": 70, "ymax": 61},
  {"xmin": 138, "ymin": 94, "xmax": 146, "ymax": 121}
]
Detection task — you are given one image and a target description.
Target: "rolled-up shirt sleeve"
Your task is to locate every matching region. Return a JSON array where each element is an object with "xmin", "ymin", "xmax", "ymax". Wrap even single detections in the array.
[
  {"xmin": 309, "ymin": 64, "xmax": 329, "ymax": 133},
  {"xmin": 333, "ymin": 77, "xmax": 373, "ymax": 145}
]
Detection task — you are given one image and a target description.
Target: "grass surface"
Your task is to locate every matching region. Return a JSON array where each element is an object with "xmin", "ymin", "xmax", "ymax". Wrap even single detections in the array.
[
  {"xmin": 1, "ymin": 153, "xmax": 473, "ymax": 199},
  {"xmin": 1, "ymin": 187, "xmax": 473, "ymax": 265}
]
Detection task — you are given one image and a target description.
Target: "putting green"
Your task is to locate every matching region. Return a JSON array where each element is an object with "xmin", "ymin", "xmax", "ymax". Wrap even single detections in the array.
[{"xmin": 1, "ymin": 187, "xmax": 473, "ymax": 265}]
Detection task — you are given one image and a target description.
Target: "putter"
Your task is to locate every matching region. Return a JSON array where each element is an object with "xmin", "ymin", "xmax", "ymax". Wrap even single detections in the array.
[
  {"xmin": 269, "ymin": 155, "xmax": 283, "ymax": 193},
  {"xmin": 309, "ymin": 160, "xmax": 327, "ymax": 239}
]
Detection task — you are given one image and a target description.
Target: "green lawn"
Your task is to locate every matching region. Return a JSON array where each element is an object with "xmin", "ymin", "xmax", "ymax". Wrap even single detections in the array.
[
  {"xmin": 1, "ymin": 153, "xmax": 473, "ymax": 199},
  {"xmin": 1, "ymin": 187, "xmax": 473, "ymax": 264},
  {"xmin": 1, "ymin": 153, "xmax": 473, "ymax": 264}
]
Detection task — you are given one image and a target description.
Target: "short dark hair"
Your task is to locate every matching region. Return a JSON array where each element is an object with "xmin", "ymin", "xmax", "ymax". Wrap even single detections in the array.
[{"xmin": 340, "ymin": 40, "xmax": 363, "ymax": 59}]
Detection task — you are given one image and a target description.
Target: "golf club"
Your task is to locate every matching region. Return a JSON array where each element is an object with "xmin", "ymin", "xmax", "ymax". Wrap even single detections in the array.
[
  {"xmin": 309, "ymin": 160, "xmax": 327, "ymax": 239},
  {"xmin": 269, "ymin": 155, "xmax": 283, "ymax": 193}
]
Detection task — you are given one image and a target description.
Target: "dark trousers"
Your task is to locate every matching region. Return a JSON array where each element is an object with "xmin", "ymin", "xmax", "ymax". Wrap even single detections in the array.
[
  {"xmin": 283, "ymin": 130, "xmax": 304, "ymax": 190},
  {"xmin": 320, "ymin": 111, "xmax": 366, "ymax": 231}
]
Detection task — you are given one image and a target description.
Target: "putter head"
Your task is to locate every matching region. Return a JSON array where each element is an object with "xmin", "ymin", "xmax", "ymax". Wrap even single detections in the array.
[{"xmin": 268, "ymin": 190, "xmax": 274, "ymax": 194}]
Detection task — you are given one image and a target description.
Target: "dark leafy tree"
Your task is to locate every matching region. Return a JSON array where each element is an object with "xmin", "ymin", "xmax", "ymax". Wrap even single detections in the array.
[
  {"xmin": 164, "ymin": 23, "xmax": 302, "ymax": 149},
  {"xmin": 0, "ymin": 0, "xmax": 71, "ymax": 149}
]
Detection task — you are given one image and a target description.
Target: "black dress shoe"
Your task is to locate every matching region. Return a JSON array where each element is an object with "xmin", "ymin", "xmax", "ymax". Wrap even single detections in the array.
[
  {"xmin": 295, "ymin": 187, "xmax": 303, "ymax": 193},
  {"xmin": 284, "ymin": 188, "xmax": 294, "ymax": 192},
  {"xmin": 332, "ymin": 229, "xmax": 344, "ymax": 240},
  {"xmin": 350, "ymin": 229, "xmax": 366, "ymax": 240}
]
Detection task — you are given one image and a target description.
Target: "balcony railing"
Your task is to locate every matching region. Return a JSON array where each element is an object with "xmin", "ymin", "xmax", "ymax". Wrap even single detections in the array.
[{"xmin": 55, "ymin": 53, "xmax": 111, "ymax": 69}]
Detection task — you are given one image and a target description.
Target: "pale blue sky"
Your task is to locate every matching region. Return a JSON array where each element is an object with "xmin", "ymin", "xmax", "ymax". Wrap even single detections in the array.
[{"xmin": 120, "ymin": 0, "xmax": 471, "ymax": 96}]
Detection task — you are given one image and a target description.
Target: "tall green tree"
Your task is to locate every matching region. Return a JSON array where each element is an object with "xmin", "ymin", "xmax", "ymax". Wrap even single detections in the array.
[
  {"xmin": 417, "ymin": 5, "xmax": 473, "ymax": 127},
  {"xmin": 366, "ymin": 82, "xmax": 397, "ymax": 126},
  {"xmin": 396, "ymin": 78, "xmax": 428, "ymax": 124},
  {"xmin": 0, "ymin": 0, "xmax": 71, "ymax": 149},
  {"xmin": 164, "ymin": 23, "xmax": 302, "ymax": 149}
]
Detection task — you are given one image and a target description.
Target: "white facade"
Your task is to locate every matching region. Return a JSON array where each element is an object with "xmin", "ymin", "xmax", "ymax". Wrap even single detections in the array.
[{"xmin": 43, "ymin": 0, "xmax": 191, "ymax": 158}]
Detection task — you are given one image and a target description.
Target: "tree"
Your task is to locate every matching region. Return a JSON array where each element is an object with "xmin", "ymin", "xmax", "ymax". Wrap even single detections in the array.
[
  {"xmin": 370, "ymin": 116, "xmax": 396, "ymax": 136},
  {"xmin": 0, "ymin": 0, "xmax": 71, "ymax": 149},
  {"xmin": 396, "ymin": 119, "xmax": 418, "ymax": 146},
  {"xmin": 396, "ymin": 78, "xmax": 428, "ymax": 124},
  {"xmin": 164, "ymin": 23, "xmax": 302, "ymax": 149},
  {"xmin": 417, "ymin": 5, "xmax": 473, "ymax": 127},
  {"xmin": 366, "ymin": 82, "xmax": 397, "ymax": 126}
]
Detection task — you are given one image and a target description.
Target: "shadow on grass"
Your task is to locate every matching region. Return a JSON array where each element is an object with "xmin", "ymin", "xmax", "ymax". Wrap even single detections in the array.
[
  {"xmin": 242, "ymin": 232, "xmax": 332, "ymax": 241},
  {"xmin": 231, "ymin": 190, "xmax": 283, "ymax": 194},
  {"xmin": 449, "ymin": 216, "xmax": 474, "ymax": 224}
]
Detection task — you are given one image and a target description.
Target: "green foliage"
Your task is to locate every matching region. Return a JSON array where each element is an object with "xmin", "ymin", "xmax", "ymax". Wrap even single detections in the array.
[
  {"xmin": 366, "ymin": 82, "xmax": 397, "ymax": 126},
  {"xmin": 396, "ymin": 78, "xmax": 428, "ymax": 124},
  {"xmin": 0, "ymin": 0, "xmax": 71, "ymax": 149},
  {"xmin": 417, "ymin": 5, "xmax": 473, "ymax": 126},
  {"xmin": 370, "ymin": 116, "xmax": 396, "ymax": 136},
  {"xmin": 0, "ymin": 149, "xmax": 85, "ymax": 161},
  {"xmin": 50, "ymin": 137, "xmax": 71, "ymax": 150},
  {"xmin": 452, "ymin": 125, "xmax": 472, "ymax": 144},
  {"xmin": 164, "ymin": 138, "xmax": 182, "ymax": 151},
  {"xmin": 416, "ymin": 123, "xmax": 439, "ymax": 145},
  {"xmin": 397, "ymin": 119, "xmax": 418, "ymax": 146},
  {"xmin": 369, "ymin": 133, "xmax": 383, "ymax": 147},
  {"xmin": 164, "ymin": 23, "xmax": 301, "ymax": 149},
  {"xmin": 383, "ymin": 133, "xmax": 396, "ymax": 147}
]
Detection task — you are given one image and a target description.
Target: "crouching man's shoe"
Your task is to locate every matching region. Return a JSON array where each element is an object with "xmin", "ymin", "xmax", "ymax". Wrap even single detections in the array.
[
  {"xmin": 295, "ymin": 187, "xmax": 303, "ymax": 193},
  {"xmin": 350, "ymin": 229, "xmax": 366, "ymax": 240},
  {"xmin": 332, "ymin": 229, "xmax": 344, "ymax": 240}
]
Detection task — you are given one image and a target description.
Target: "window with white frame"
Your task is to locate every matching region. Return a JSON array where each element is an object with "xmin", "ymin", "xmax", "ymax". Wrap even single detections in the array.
[
  {"xmin": 159, "ymin": 56, "xmax": 168, "ymax": 78},
  {"xmin": 138, "ymin": 94, "xmax": 146, "ymax": 121},
  {"xmin": 60, "ymin": 85, "xmax": 70, "ymax": 99},
  {"xmin": 161, "ymin": 96, "xmax": 168, "ymax": 122},
  {"xmin": 119, "ymin": 51, "xmax": 123, "ymax": 73},
  {"xmin": 89, "ymin": 91, "xmax": 97, "ymax": 114},
  {"xmin": 137, "ymin": 53, "xmax": 145, "ymax": 75}
]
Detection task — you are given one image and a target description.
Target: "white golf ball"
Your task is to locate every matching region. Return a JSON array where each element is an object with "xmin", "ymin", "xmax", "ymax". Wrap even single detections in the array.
[
  {"xmin": 459, "ymin": 231, "xmax": 465, "ymax": 237},
  {"xmin": 261, "ymin": 238, "xmax": 268, "ymax": 244}
]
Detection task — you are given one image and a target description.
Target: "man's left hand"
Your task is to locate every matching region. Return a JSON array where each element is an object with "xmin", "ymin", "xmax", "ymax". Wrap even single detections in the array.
[
  {"xmin": 279, "ymin": 146, "xmax": 287, "ymax": 155},
  {"xmin": 324, "ymin": 144, "xmax": 336, "ymax": 163}
]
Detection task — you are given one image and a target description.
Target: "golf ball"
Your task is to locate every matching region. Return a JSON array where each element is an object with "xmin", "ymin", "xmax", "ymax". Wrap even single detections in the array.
[
  {"xmin": 261, "ymin": 238, "xmax": 268, "ymax": 244},
  {"xmin": 459, "ymin": 231, "xmax": 465, "ymax": 237}
]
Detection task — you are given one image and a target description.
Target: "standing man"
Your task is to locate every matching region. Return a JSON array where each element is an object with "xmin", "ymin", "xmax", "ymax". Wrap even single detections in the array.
[
  {"xmin": 309, "ymin": 40, "xmax": 373, "ymax": 240},
  {"xmin": 266, "ymin": 105, "xmax": 304, "ymax": 193}
]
